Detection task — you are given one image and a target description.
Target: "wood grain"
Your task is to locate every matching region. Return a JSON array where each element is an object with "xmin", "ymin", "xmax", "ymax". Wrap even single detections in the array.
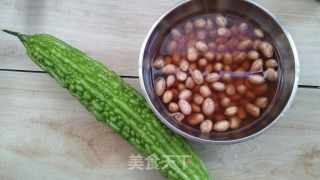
[
  {"xmin": 0, "ymin": 71, "xmax": 319, "ymax": 180},
  {"xmin": 0, "ymin": 0, "xmax": 320, "ymax": 85}
]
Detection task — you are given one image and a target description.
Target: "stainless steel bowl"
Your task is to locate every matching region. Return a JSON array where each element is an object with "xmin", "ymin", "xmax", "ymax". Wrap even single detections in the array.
[{"xmin": 139, "ymin": 0, "xmax": 299, "ymax": 144}]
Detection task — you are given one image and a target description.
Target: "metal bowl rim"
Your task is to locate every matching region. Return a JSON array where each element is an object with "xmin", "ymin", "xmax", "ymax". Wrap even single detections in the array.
[{"xmin": 138, "ymin": 0, "xmax": 300, "ymax": 144}]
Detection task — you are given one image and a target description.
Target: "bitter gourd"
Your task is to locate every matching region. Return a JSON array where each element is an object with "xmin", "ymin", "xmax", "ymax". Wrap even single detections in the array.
[{"xmin": 3, "ymin": 30, "xmax": 211, "ymax": 180}]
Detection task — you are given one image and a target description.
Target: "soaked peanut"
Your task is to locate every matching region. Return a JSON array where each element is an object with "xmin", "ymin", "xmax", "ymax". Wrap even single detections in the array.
[
  {"xmin": 200, "ymin": 120, "xmax": 213, "ymax": 133},
  {"xmin": 202, "ymin": 98, "xmax": 215, "ymax": 116},
  {"xmin": 211, "ymin": 82, "xmax": 225, "ymax": 92},
  {"xmin": 195, "ymin": 41, "xmax": 208, "ymax": 52},
  {"xmin": 230, "ymin": 117, "xmax": 241, "ymax": 129},
  {"xmin": 155, "ymin": 78, "xmax": 166, "ymax": 96},
  {"xmin": 162, "ymin": 64, "xmax": 176, "ymax": 74},
  {"xmin": 168, "ymin": 102, "xmax": 179, "ymax": 113},
  {"xmin": 185, "ymin": 77, "xmax": 195, "ymax": 89},
  {"xmin": 199, "ymin": 85, "xmax": 212, "ymax": 97},
  {"xmin": 248, "ymin": 75, "xmax": 265, "ymax": 85},
  {"xmin": 193, "ymin": 94, "xmax": 204, "ymax": 105},
  {"xmin": 245, "ymin": 103, "xmax": 260, "ymax": 117},
  {"xmin": 187, "ymin": 47, "xmax": 199, "ymax": 61},
  {"xmin": 179, "ymin": 89, "xmax": 192, "ymax": 100},
  {"xmin": 153, "ymin": 57, "xmax": 164, "ymax": 69},
  {"xmin": 213, "ymin": 120, "xmax": 230, "ymax": 132},
  {"xmin": 179, "ymin": 60, "xmax": 190, "ymax": 72},
  {"xmin": 221, "ymin": 97, "xmax": 231, "ymax": 108},
  {"xmin": 154, "ymin": 13, "xmax": 279, "ymax": 133},
  {"xmin": 166, "ymin": 75, "xmax": 176, "ymax": 88},
  {"xmin": 191, "ymin": 70, "xmax": 204, "ymax": 85},
  {"xmin": 225, "ymin": 106, "xmax": 238, "ymax": 116},
  {"xmin": 188, "ymin": 113, "xmax": 205, "ymax": 125},
  {"xmin": 163, "ymin": 90, "xmax": 174, "ymax": 104},
  {"xmin": 206, "ymin": 73, "xmax": 220, "ymax": 83},
  {"xmin": 179, "ymin": 99, "xmax": 192, "ymax": 115},
  {"xmin": 176, "ymin": 70, "xmax": 187, "ymax": 82},
  {"xmin": 264, "ymin": 68, "xmax": 278, "ymax": 81},
  {"xmin": 255, "ymin": 97, "xmax": 269, "ymax": 109}
]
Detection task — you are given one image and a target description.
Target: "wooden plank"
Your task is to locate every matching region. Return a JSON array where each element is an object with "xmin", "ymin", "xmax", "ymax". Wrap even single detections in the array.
[
  {"xmin": 0, "ymin": 71, "xmax": 319, "ymax": 180},
  {"xmin": 1, "ymin": 0, "xmax": 320, "ymax": 85}
]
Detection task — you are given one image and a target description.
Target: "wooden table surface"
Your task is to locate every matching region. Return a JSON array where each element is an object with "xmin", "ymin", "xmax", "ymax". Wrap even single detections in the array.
[{"xmin": 1, "ymin": 0, "xmax": 320, "ymax": 179}]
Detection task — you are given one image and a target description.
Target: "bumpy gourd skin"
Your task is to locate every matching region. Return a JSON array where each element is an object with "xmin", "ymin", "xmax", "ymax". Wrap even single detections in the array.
[{"xmin": 4, "ymin": 30, "xmax": 211, "ymax": 180}]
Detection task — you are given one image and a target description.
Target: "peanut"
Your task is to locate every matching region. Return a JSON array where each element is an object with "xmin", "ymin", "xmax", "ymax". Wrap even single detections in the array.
[
  {"xmin": 239, "ymin": 22, "xmax": 248, "ymax": 32},
  {"xmin": 179, "ymin": 99, "xmax": 192, "ymax": 115},
  {"xmin": 168, "ymin": 102, "xmax": 179, "ymax": 112},
  {"xmin": 179, "ymin": 60, "xmax": 190, "ymax": 72},
  {"xmin": 264, "ymin": 68, "xmax": 278, "ymax": 81},
  {"xmin": 202, "ymin": 98, "xmax": 215, "ymax": 116},
  {"xmin": 259, "ymin": 41, "xmax": 274, "ymax": 58},
  {"xmin": 236, "ymin": 84, "xmax": 247, "ymax": 95},
  {"xmin": 217, "ymin": 27, "xmax": 231, "ymax": 37},
  {"xmin": 191, "ymin": 103, "xmax": 201, "ymax": 113},
  {"xmin": 265, "ymin": 59, "xmax": 278, "ymax": 68},
  {"xmin": 198, "ymin": 58, "xmax": 208, "ymax": 67},
  {"xmin": 251, "ymin": 59, "xmax": 263, "ymax": 72},
  {"xmin": 172, "ymin": 112, "xmax": 185, "ymax": 122},
  {"xmin": 206, "ymin": 72, "xmax": 220, "ymax": 83},
  {"xmin": 206, "ymin": 19, "xmax": 214, "ymax": 30},
  {"xmin": 179, "ymin": 89, "xmax": 192, "ymax": 100},
  {"xmin": 226, "ymin": 84, "xmax": 236, "ymax": 96},
  {"xmin": 225, "ymin": 106, "xmax": 238, "ymax": 116},
  {"xmin": 213, "ymin": 120, "xmax": 230, "ymax": 132},
  {"xmin": 194, "ymin": 18, "xmax": 206, "ymax": 28},
  {"xmin": 191, "ymin": 70, "xmax": 204, "ymax": 85},
  {"xmin": 216, "ymin": 53, "xmax": 223, "ymax": 61},
  {"xmin": 233, "ymin": 51, "xmax": 247, "ymax": 63},
  {"xmin": 167, "ymin": 40, "xmax": 178, "ymax": 53},
  {"xmin": 196, "ymin": 30, "xmax": 207, "ymax": 40},
  {"xmin": 184, "ymin": 21, "xmax": 194, "ymax": 34},
  {"xmin": 255, "ymin": 97, "xmax": 269, "ymax": 109},
  {"xmin": 199, "ymin": 85, "xmax": 212, "ymax": 97},
  {"xmin": 212, "ymin": 82, "xmax": 226, "ymax": 91},
  {"xmin": 205, "ymin": 52, "xmax": 215, "ymax": 61},
  {"xmin": 245, "ymin": 103, "xmax": 260, "ymax": 117},
  {"xmin": 166, "ymin": 75, "xmax": 176, "ymax": 88},
  {"xmin": 195, "ymin": 41, "xmax": 208, "ymax": 52},
  {"xmin": 188, "ymin": 113, "xmax": 205, "ymax": 125},
  {"xmin": 171, "ymin": 28, "xmax": 182, "ymax": 40},
  {"xmin": 230, "ymin": 117, "xmax": 241, "ymax": 129},
  {"xmin": 187, "ymin": 47, "xmax": 199, "ymax": 62},
  {"xmin": 214, "ymin": 62, "xmax": 224, "ymax": 71},
  {"xmin": 163, "ymin": 90, "xmax": 173, "ymax": 104},
  {"xmin": 153, "ymin": 57, "xmax": 164, "ymax": 69},
  {"xmin": 248, "ymin": 50, "xmax": 260, "ymax": 60},
  {"xmin": 193, "ymin": 94, "xmax": 204, "ymax": 105},
  {"xmin": 253, "ymin": 39, "xmax": 262, "ymax": 50},
  {"xmin": 248, "ymin": 75, "xmax": 265, "ymax": 85},
  {"xmin": 221, "ymin": 97, "xmax": 231, "ymax": 108},
  {"xmin": 254, "ymin": 28, "xmax": 264, "ymax": 38},
  {"xmin": 176, "ymin": 70, "xmax": 187, "ymax": 82},
  {"xmin": 237, "ymin": 107, "xmax": 247, "ymax": 120},
  {"xmin": 216, "ymin": 15, "xmax": 227, "ymax": 27},
  {"xmin": 223, "ymin": 52, "xmax": 233, "ymax": 65},
  {"xmin": 185, "ymin": 77, "xmax": 195, "ymax": 89},
  {"xmin": 238, "ymin": 39, "xmax": 253, "ymax": 50},
  {"xmin": 200, "ymin": 120, "xmax": 213, "ymax": 133},
  {"xmin": 162, "ymin": 64, "xmax": 176, "ymax": 74},
  {"xmin": 155, "ymin": 78, "xmax": 166, "ymax": 96},
  {"xmin": 177, "ymin": 83, "xmax": 186, "ymax": 91}
]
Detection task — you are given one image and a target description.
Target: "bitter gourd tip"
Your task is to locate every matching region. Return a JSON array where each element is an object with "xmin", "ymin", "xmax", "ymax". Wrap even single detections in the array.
[{"xmin": 3, "ymin": 29, "xmax": 28, "ymax": 43}]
